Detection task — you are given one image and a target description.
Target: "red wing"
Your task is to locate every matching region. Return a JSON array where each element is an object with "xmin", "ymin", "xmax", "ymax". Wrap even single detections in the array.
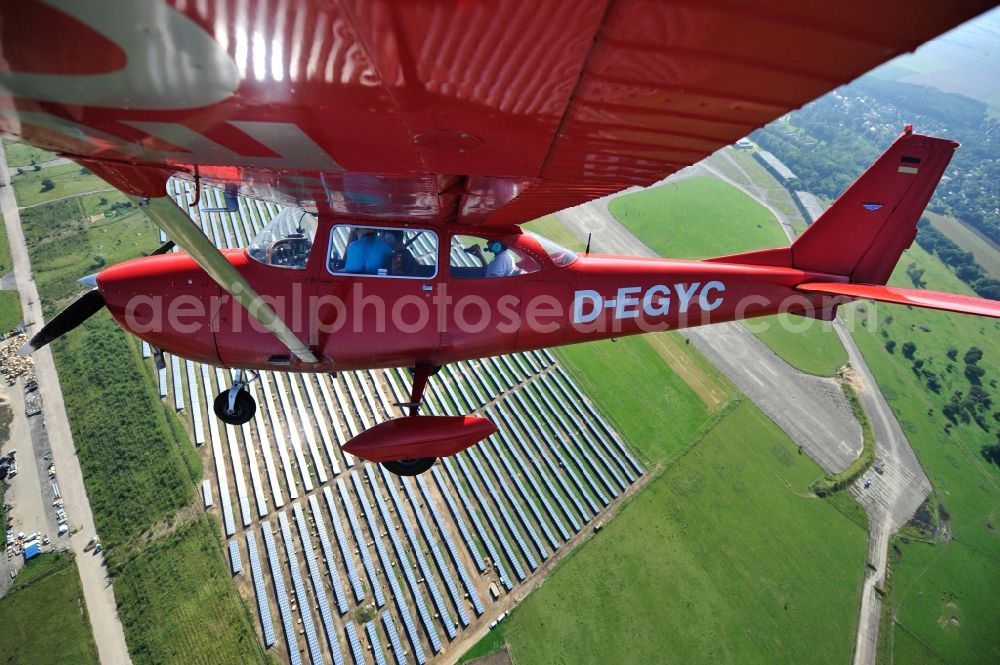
[
  {"xmin": 797, "ymin": 282, "xmax": 1000, "ymax": 319},
  {"xmin": 0, "ymin": 0, "xmax": 993, "ymax": 226}
]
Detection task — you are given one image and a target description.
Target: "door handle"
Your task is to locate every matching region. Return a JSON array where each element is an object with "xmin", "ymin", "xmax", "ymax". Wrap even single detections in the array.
[{"xmin": 422, "ymin": 284, "xmax": 433, "ymax": 292}]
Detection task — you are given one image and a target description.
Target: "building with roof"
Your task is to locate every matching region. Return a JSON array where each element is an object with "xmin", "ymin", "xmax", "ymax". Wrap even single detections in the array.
[
  {"xmin": 793, "ymin": 190, "xmax": 826, "ymax": 225},
  {"xmin": 753, "ymin": 150, "xmax": 798, "ymax": 185}
]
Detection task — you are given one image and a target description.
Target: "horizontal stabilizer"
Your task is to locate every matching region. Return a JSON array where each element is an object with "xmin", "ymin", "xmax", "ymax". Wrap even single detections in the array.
[{"xmin": 797, "ymin": 282, "xmax": 1000, "ymax": 319}]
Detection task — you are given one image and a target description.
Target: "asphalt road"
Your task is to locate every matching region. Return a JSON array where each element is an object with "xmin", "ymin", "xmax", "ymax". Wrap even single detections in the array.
[{"xmin": 0, "ymin": 144, "xmax": 132, "ymax": 665}]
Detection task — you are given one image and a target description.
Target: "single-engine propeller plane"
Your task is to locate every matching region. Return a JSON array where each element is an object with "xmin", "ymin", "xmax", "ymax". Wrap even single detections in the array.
[{"xmin": 2, "ymin": 0, "xmax": 999, "ymax": 476}]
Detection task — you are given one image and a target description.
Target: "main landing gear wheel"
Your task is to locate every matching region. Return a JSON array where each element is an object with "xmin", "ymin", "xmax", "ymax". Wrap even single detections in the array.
[
  {"xmin": 214, "ymin": 388, "xmax": 256, "ymax": 425},
  {"xmin": 381, "ymin": 457, "xmax": 436, "ymax": 477},
  {"xmin": 213, "ymin": 369, "xmax": 259, "ymax": 425}
]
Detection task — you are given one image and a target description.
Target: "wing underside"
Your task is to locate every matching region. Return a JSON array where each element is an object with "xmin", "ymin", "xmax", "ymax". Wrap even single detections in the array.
[{"xmin": 0, "ymin": 0, "xmax": 993, "ymax": 226}]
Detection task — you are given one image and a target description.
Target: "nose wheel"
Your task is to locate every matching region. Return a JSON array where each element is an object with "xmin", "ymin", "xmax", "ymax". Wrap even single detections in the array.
[
  {"xmin": 381, "ymin": 457, "xmax": 437, "ymax": 477},
  {"xmin": 213, "ymin": 369, "xmax": 258, "ymax": 425}
]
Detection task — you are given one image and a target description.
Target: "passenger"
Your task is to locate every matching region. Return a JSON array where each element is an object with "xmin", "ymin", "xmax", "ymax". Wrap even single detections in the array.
[
  {"xmin": 342, "ymin": 227, "xmax": 392, "ymax": 275},
  {"xmin": 385, "ymin": 231, "xmax": 417, "ymax": 276},
  {"xmin": 465, "ymin": 240, "xmax": 516, "ymax": 277}
]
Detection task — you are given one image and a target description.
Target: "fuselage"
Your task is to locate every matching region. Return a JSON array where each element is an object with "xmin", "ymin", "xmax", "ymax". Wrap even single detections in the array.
[{"xmin": 95, "ymin": 219, "xmax": 841, "ymax": 372}]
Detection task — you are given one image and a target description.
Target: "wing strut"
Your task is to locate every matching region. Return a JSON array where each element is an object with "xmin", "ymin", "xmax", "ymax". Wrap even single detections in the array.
[{"xmin": 129, "ymin": 195, "xmax": 319, "ymax": 364}]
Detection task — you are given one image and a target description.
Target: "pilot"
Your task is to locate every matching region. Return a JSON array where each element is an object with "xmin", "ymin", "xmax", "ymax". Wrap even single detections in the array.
[
  {"xmin": 343, "ymin": 227, "xmax": 392, "ymax": 275},
  {"xmin": 466, "ymin": 240, "xmax": 516, "ymax": 277}
]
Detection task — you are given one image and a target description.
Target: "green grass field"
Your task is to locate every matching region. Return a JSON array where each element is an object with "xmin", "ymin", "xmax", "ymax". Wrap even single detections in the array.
[
  {"xmin": 0, "ymin": 213, "xmax": 11, "ymax": 274},
  {"xmin": 609, "ymin": 176, "xmax": 847, "ymax": 376},
  {"xmin": 114, "ymin": 519, "xmax": 266, "ymax": 665},
  {"xmin": 0, "ymin": 291, "xmax": 22, "ymax": 333},
  {"xmin": 16, "ymin": 189, "xmax": 264, "ymax": 664},
  {"xmin": 524, "ymin": 214, "xmax": 587, "ymax": 252},
  {"xmin": 488, "ymin": 402, "xmax": 867, "ymax": 665},
  {"xmin": 3, "ymin": 139, "xmax": 57, "ymax": 168},
  {"xmin": 846, "ymin": 245, "xmax": 1000, "ymax": 664},
  {"xmin": 0, "ymin": 213, "xmax": 20, "ymax": 333},
  {"xmin": 0, "ymin": 552, "xmax": 100, "ymax": 665},
  {"xmin": 608, "ymin": 177, "xmax": 786, "ymax": 260},
  {"xmin": 555, "ymin": 334, "xmax": 731, "ymax": 465},
  {"xmin": 750, "ymin": 314, "xmax": 847, "ymax": 376},
  {"xmin": 11, "ymin": 162, "xmax": 113, "ymax": 208},
  {"xmin": 927, "ymin": 211, "xmax": 1000, "ymax": 278}
]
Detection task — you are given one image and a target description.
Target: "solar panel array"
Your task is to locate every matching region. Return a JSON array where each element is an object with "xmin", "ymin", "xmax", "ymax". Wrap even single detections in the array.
[
  {"xmin": 336, "ymin": 479, "xmax": 386, "ymax": 607},
  {"xmin": 293, "ymin": 503, "xmax": 346, "ymax": 665},
  {"xmin": 380, "ymin": 467, "xmax": 465, "ymax": 631},
  {"xmin": 365, "ymin": 465, "xmax": 451, "ymax": 644},
  {"xmin": 277, "ymin": 512, "xmax": 324, "ymax": 665},
  {"xmin": 228, "ymin": 539, "xmax": 243, "ymax": 575},
  {"xmin": 245, "ymin": 532, "xmax": 276, "ymax": 647},
  {"xmin": 366, "ymin": 620, "xmax": 389, "ymax": 665},
  {"xmin": 351, "ymin": 472, "xmax": 429, "ymax": 664},
  {"xmin": 322, "ymin": 487, "xmax": 364, "ymax": 604},
  {"xmin": 344, "ymin": 621, "xmax": 365, "ymax": 665},
  {"xmin": 260, "ymin": 521, "xmax": 301, "ymax": 665},
  {"xmin": 381, "ymin": 612, "xmax": 406, "ymax": 665},
  {"xmin": 158, "ymin": 181, "xmax": 645, "ymax": 664},
  {"xmin": 308, "ymin": 495, "xmax": 350, "ymax": 614}
]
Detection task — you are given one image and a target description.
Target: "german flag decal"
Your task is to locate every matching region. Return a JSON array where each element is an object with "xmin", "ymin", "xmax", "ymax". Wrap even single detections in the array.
[{"xmin": 899, "ymin": 155, "xmax": 921, "ymax": 174}]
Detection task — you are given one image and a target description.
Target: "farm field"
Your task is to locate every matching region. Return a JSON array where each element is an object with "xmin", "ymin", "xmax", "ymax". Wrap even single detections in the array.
[
  {"xmin": 11, "ymin": 162, "xmax": 114, "ymax": 208},
  {"xmin": 16, "ymin": 186, "xmax": 265, "ymax": 664},
  {"xmin": 2, "ymin": 138, "xmax": 57, "ymax": 168},
  {"xmin": 485, "ymin": 401, "xmax": 867, "ymax": 665},
  {"xmin": 845, "ymin": 244, "xmax": 1000, "ymax": 665},
  {"xmin": 0, "ymin": 214, "xmax": 20, "ymax": 333},
  {"xmin": 608, "ymin": 176, "xmax": 847, "ymax": 377},
  {"xmin": 927, "ymin": 211, "xmax": 1000, "ymax": 278},
  {"xmin": 114, "ymin": 518, "xmax": 266, "ymax": 665},
  {"xmin": 555, "ymin": 332, "xmax": 733, "ymax": 465},
  {"xmin": 0, "ymin": 552, "xmax": 99, "ymax": 665}
]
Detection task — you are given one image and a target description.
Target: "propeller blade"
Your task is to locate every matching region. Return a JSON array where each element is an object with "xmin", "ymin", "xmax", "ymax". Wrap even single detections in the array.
[{"xmin": 19, "ymin": 289, "xmax": 106, "ymax": 355}]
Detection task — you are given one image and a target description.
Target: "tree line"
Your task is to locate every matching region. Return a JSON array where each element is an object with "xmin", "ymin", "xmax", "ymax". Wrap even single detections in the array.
[{"xmin": 752, "ymin": 77, "xmax": 1000, "ymax": 246}]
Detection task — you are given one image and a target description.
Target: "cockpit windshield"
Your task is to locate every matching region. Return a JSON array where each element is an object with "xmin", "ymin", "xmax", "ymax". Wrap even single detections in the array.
[
  {"xmin": 524, "ymin": 232, "xmax": 578, "ymax": 267},
  {"xmin": 248, "ymin": 207, "xmax": 318, "ymax": 269}
]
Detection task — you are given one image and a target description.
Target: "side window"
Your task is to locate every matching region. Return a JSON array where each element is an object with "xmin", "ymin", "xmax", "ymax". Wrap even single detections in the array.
[
  {"xmin": 449, "ymin": 235, "xmax": 540, "ymax": 279},
  {"xmin": 328, "ymin": 225, "xmax": 438, "ymax": 278}
]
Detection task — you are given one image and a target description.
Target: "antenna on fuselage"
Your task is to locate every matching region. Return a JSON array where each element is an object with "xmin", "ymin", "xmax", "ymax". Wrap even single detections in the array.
[{"xmin": 585, "ymin": 233, "xmax": 592, "ymax": 256}]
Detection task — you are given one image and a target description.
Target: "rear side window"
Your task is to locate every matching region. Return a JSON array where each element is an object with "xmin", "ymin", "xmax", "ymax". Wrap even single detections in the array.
[{"xmin": 328, "ymin": 224, "xmax": 438, "ymax": 279}]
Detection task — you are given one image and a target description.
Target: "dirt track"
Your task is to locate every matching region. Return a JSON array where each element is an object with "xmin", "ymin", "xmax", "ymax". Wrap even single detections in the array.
[{"xmin": 0, "ymin": 144, "xmax": 132, "ymax": 665}]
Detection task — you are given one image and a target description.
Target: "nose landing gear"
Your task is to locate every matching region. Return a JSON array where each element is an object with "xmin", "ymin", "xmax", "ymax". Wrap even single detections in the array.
[{"xmin": 213, "ymin": 369, "xmax": 258, "ymax": 425}]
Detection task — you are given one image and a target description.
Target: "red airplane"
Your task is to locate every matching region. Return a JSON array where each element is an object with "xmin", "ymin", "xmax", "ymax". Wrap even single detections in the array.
[{"xmin": 3, "ymin": 1, "xmax": 999, "ymax": 476}]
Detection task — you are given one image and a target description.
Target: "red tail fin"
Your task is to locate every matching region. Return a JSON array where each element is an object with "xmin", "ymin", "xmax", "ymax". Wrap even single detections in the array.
[
  {"xmin": 790, "ymin": 130, "xmax": 957, "ymax": 283},
  {"xmin": 709, "ymin": 130, "xmax": 957, "ymax": 284}
]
